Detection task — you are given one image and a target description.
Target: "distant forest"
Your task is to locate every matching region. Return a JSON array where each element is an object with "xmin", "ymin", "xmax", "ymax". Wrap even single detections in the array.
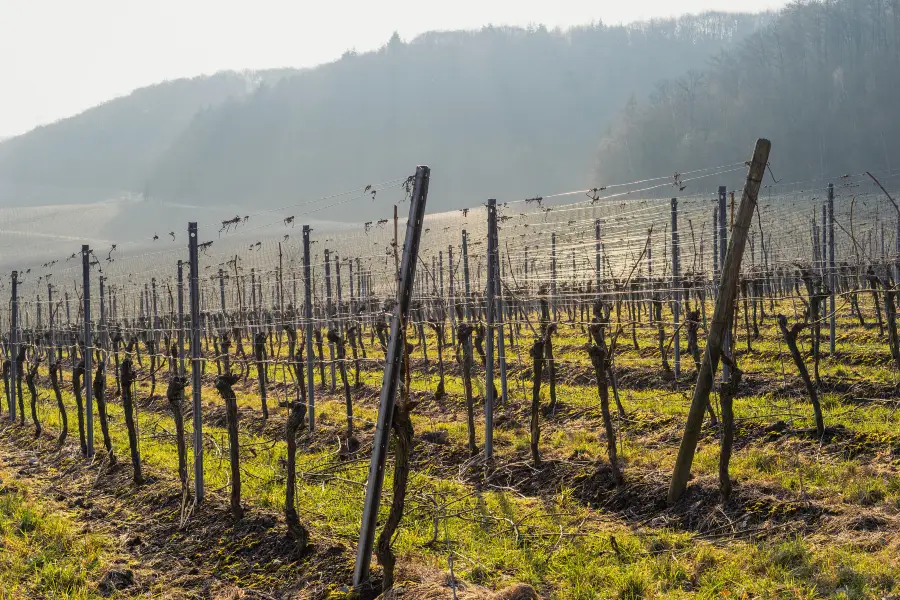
[
  {"xmin": 595, "ymin": 0, "xmax": 900, "ymax": 186},
  {"xmin": 0, "ymin": 12, "xmax": 765, "ymax": 218}
]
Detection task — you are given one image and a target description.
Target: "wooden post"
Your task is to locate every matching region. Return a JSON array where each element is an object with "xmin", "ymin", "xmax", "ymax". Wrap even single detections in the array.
[
  {"xmin": 353, "ymin": 166, "xmax": 430, "ymax": 587},
  {"xmin": 667, "ymin": 139, "xmax": 771, "ymax": 504}
]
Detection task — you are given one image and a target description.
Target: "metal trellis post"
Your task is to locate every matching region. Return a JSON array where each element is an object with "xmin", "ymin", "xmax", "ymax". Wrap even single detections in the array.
[
  {"xmin": 100, "ymin": 276, "xmax": 107, "ymax": 374},
  {"xmin": 551, "ymin": 232, "xmax": 558, "ymax": 321},
  {"xmin": 448, "ymin": 245, "xmax": 456, "ymax": 346},
  {"xmin": 8, "ymin": 271, "xmax": 17, "ymax": 420},
  {"xmin": 485, "ymin": 199, "xmax": 497, "ymax": 459},
  {"xmin": 188, "ymin": 223, "xmax": 204, "ymax": 503},
  {"xmin": 495, "ymin": 243, "xmax": 508, "ymax": 405},
  {"xmin": 828, "ymin": 183, "xmax": 836, "ymax": 356},
  {"xmin": 82, "ymin": 245, "xmax": 94, "ymax": 457},
  {"xmin": 672, "ymin": 198, "xmax": 681, "ymax": 379},
  {"xmin": 303, "ymin": 225, "xmax": 315, "ymax": 431},
  {"xmin": 462, "ymin": 230, "xmax": 471, "ymax": 321},
  {"xmin": 48, "ymin": 283, "xmax": 55, "ymax": 367},
  {"xmin": 718, "ymin": 186, "xmax": 730, "ymax": 379},
  {"xmin": 178, "ymin": 260, "xmax": 185, "ymax": 377},
  {"xmin": 325, "ymin": 248, "xmax": 336, "ymax": 391},
  {"xmin": 595, "ymin": 219, "xmax": 602, "ymax": 296}
]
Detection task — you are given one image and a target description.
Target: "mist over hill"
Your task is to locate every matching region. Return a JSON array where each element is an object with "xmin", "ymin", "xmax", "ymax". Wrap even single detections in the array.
[
  {"xmin": 0, "ymin": 12, "xmax": 767, "ymax": 222},
  {"xmin": 0, "ymin": 69, "xmax": 295, "ymax": 206},
  {"xmin": 146, "ymin": 15, "xmax": 768, "ymax": 220}
]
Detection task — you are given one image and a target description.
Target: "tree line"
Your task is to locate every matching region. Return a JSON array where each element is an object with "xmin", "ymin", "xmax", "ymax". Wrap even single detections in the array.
[{"xmin": 595, "ymin": 0, "xmax": 900, "ymax": 186}]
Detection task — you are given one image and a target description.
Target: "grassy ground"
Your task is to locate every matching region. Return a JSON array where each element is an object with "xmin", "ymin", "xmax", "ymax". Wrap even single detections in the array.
[
  {"xmin": 0, "ymin": 467, "xmax": 111, "ymax": 599},
  {"xmin": 2, "ymin": 294, "xmax": 899, "ymax": 598}
]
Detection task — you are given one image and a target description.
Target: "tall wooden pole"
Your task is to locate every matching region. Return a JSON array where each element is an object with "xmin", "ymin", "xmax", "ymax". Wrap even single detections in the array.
[
  {"xmin": 668, "ymin": 139, "xmax": 771, "ymax": 504},
  {"xmin": 354, "ymin": 166, "xmax": 430, "ymax": 587}
]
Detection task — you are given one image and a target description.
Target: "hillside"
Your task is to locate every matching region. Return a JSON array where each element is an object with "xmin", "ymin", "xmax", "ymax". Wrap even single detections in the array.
[
  {"xmin": 139, "ymin": 13, "xmax": 767, "ymax": 219},
  {"xmin": 0, "ymin": 69, "xmax": 294, "ymax": 206},
  {"xmin": 594, "ymin": 0, "xmax": 900, "ymax": 185}
]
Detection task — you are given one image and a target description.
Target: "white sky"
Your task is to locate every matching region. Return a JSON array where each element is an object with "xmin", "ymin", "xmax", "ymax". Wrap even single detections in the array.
[{"xmin": 0, "ymin": 0, "xmax": 788, "ymax": 138}]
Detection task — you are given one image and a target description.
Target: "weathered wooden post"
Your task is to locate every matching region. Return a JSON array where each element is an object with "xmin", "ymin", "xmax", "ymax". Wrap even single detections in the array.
[
  {"xmin": 668, "ymin": 139, "xmax": 770, "ymax": 504},
  {"xmin": 353, "ymin": 165, "xmax": 430, "ymax": 588}
]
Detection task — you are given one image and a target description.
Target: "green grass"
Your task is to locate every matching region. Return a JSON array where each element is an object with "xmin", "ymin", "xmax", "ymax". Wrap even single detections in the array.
[
  {"xmin": 0, "ymin": 472, "xmax": 111, "ymax": 599},
  {"xmin": 7, "ymin": 295, "xmax": 900, "ymax": 598}
]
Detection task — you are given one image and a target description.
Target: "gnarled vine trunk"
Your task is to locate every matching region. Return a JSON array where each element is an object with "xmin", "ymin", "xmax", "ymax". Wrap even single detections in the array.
[
  {"xmin": 530, "ymin": 339, "xmax": 544, "ymax": 466},
  {"xmin": 166, "ymin": 375, "xmax": 189, "ymax": 498},
  {"xmin": 215, "ymin": 372, "xmax": 244, "ymax": 520},
  {"xmin": 94, "ymin": 365, "xmax": 116, "ymax": 464},
  {"xmin": 16, "ymin": 347, "xmax": 25, "ymax": 426},
  {"xmin": 281, "ymin": 383, "xmax": 309, "ymax": 548},
  {"xmin": 718, "ymin": 356, "xmax": 742, "ymax": 500},
  {"xmin": 778, "ymin": 315, "xmax": 825, "ymax": 438},
  {"xmin": 375, "ymin": 404, "xmax": 413, "ymax": 592},
  {"xmin": 457, "ymin": 324, "xmax": 477, "ymax": 456},
  {"xmin": 120, "ymin": 354, "xmax": 142, "ymax": 483},
  {"xmin": 72, "ymin": 360, "xmax": 88, "ymax": 456},
  {"xmin": 49, "ymin": 361, "xmax": 68, "ymax": 447},
  {"xmin": 254, "ymin": 332, "xmax": 269, "ymax": 419},
  {"xmin": 26, "ymin": 361, "xmax": 41, "ymax": 438},
  {"xmin": 587, "ymin": 323, "xmax": 623, "ymax": 486}
]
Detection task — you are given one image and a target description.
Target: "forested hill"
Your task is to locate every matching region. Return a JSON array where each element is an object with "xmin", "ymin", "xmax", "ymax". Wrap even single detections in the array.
[
  {"xmin": 140, "ymin": 13, "xmax": 766, "ymax": 218},
  {"xmin": 0, "ymin": 70, "xmax": 294, "ymax": 205},
  {"xmin": 595, "ymin": 0, "xmax": 900, "ymax": 187}
]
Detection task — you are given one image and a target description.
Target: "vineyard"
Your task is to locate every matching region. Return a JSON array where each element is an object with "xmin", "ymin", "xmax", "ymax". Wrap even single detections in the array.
[{"xmin": 2, "ymin": 139, "xmax": 900, "ymax": 599}]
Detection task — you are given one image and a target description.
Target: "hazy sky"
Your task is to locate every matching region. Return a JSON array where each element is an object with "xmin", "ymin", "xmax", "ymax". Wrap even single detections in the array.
[{"xmin": 0, "ymin": 0, "xmax": 788, "ymax": 138}]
